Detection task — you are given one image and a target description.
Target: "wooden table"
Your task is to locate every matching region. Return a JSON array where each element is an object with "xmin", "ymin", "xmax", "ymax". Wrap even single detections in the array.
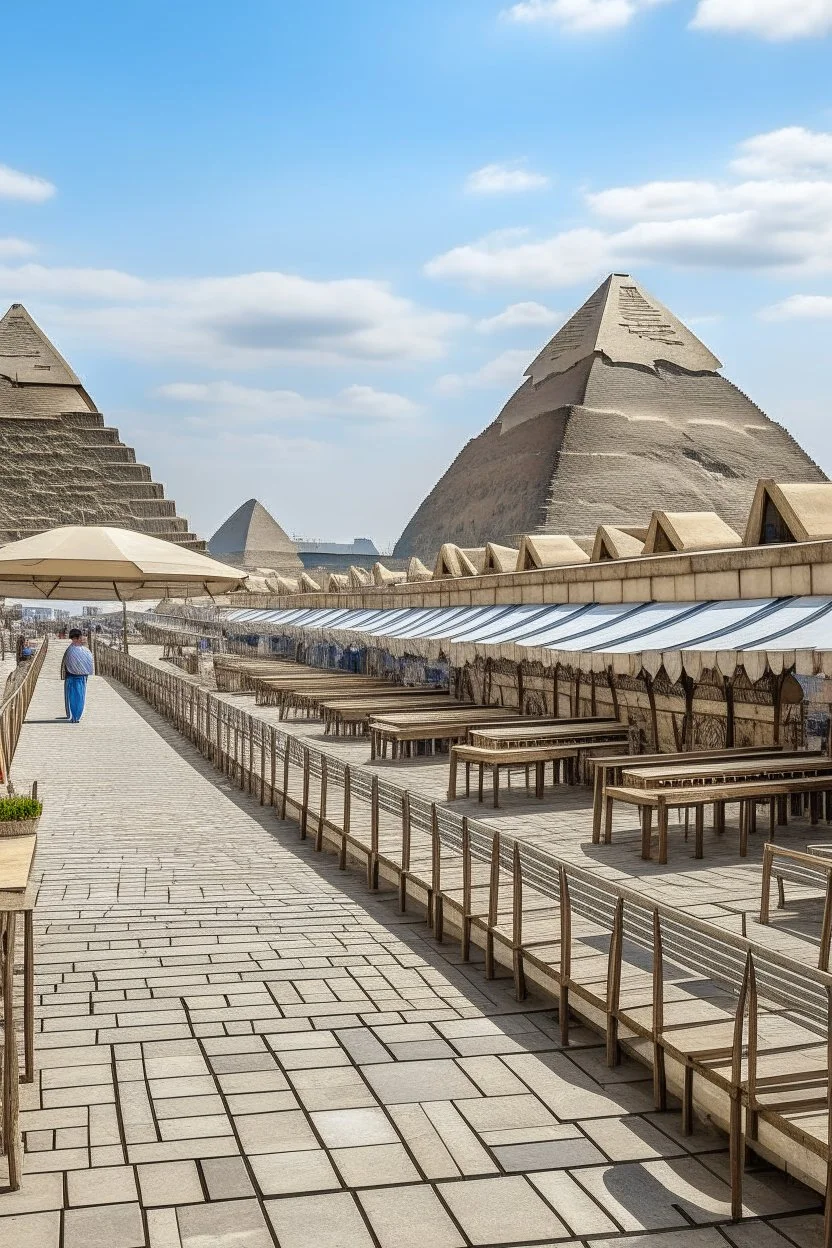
[
  {"xmin": 589, "ymin": 746, "xmax": 788, "ymax": 845},
  {"xmin": 369, "ymin": 709, "xmax": 532, "ymax": 761},
  {"xmin": 466, "ymin": 718, "xmax": 621, "ymax": 748},
  {"xmin": 0, "ymin": 832, "xmax": 38, "ymax": 1190},
  {"xmin": 448, "ymin": 742, "xmax": 582, "ymax": 806},
  {"xmin": 621, "ymin": 752, "xmax": 832, "ymax": 792},
  {"xmin": 320, "ymin": 692, "xmax": 461, "ymax": 735}
]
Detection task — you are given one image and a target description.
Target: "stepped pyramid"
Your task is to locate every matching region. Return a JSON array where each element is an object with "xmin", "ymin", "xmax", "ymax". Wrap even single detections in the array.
[
  {"xmin": 394, "ymin": 274, "xmax": 826, "ymax": 560},
  {"xmin": 208, "ymin": 499, "xmax": 302, "ymax": 574},
  {"xmin": 0, "ymin": 304, "xmax": 203, "ymax": 548}
]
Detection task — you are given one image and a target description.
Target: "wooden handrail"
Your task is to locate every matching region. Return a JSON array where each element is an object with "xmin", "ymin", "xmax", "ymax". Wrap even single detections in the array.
[{"xmin": 0, "ymin": 637, "xmax": 48, "ymax": 783}]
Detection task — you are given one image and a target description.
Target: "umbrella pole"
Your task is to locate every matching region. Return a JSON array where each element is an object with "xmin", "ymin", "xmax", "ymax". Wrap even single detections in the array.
[{"xmin": 122, "ymin": 600, "xmax": 128, "ymax": 655}]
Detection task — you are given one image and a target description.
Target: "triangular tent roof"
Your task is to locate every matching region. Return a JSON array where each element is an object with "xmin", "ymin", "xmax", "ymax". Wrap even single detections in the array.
[
  {"xmin": 643, "ymin": 511, "xmax": 742, "ymax": 555},
  {"xmin": 744, "ymin": 480, "xmax": 832, "ymax": 545},
  {"xmin": 406, "ymin": 557, "xmax": 433, "ymax": 582},
  {"xmin": 434, "ymin": 544, "xmax": 480, "ymax": 579},
  {"xmin": 208, "ymin": 500, "xmax": 301, "ymax": 572},
  {"xmin": 591, "ymin": 525, "xmax": 646, "ymax": 562},
  {"xmin": 483, "ymin": 542, "xmax": 520, "ymax": 573},
  {"xmin": 517, "ymin": 535, "xmax": 590, "ymax": 571},
  {"xmin": 0, "ymin": 303, "xmax": 83, "ymax": 387}
]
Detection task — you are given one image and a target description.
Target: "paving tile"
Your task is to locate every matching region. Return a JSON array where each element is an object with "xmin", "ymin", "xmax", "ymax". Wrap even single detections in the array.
[
  {"xmin": 0, "ymin": 1211, "xmax": 61, "ymax": 1248},
  {"xmin": 234, "ymin": 1109, "xmax": 318, "ymax": 1155},
  {"xmin": 311, "ymin": 1106, "xmax": 399, "ymax": 1149},
  {"xmin": 64, "ymin": 1201, "xmax": 146, "ymax": 1248},
  {"xmin": 359, "ymin": 1183, "xmax": 466, "ymax": 1248},
  {"xmin": 250, "ymin": 1147, "xmax": 341, "ymax": 1195},
  {"xmin": 582, "ymin": 1115, "xmax": 683, "ymax": 1161},
  {"xmin": 362, "ymin": 1059, "xmax": 481, "ymax": 1104},
  {"xmin": 421, "ymin": 1100, "xmax": 498, "ymax": 1175},
  {"xmin": 199, "ymin": 1155, "xmax": 255, "ymax": 1200},
  {"xmin": 287, "ymin": 1065, "xmax": 376, "ymax": 1110},
  {"xmin": 67, "ymin": 1164, "xmax": 139, "ymax": 1207},
  {"xmin": 146, "ymin": 1207, "xmax": 181, "ymax": 1248},
  {"xmin": 0, "ymin": 1172, "xmax": 64, "ymax": 1215},
  {"xmin": 177, "ymin": 1198, "xmax": 273, "ymax": 1248},
  {"xmin": 494, "ymin": 1137, "xmax": 605, "ymax": 1171},
  {"xmin": 138, "ymin": 1160, "xmax": 204, "ymax": 1206},
  {"xmin": 266, "ymin": 1191, "xmax": 375, "ymax": 1248},
  {"xmin": 456, "ymin": 1093, "xmax": 559, "ymax": 1133},
  {"xmin": 530, "ymin": 1170, "xmax": 619, "ymax": 1235},
  {"xmin": 332, "ymin": 1141, "xmax": 420, "ymax": 1187},
  {"xmin": 439, "ymin": 1175, "xmax": 568, "ymax": 1245}
]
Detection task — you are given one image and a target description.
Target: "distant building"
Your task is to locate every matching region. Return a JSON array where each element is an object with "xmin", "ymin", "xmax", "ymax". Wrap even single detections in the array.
[
  {"xmin": 294, "ymin": 538, "xmax": 379, "ymax": 572},
  {"xmin": 208, "ymin": 500, "xmax": 303, "ymax": 575},
  {"xmin": 0, "ymin": 303, "xmax": 204, "ymax": 549},
  {"xmin": 21, "ymin": 606, "xmax": 53, "ymax": 621},
  {"xmin": 394, "ymin": 273, "xmax": 826, "ymax": 562}
]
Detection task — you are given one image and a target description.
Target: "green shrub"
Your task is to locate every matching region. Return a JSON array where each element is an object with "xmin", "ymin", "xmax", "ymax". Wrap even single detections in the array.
[{"xmin": 0, "ymin": 796, "xmax": 42, "ymax": 822}]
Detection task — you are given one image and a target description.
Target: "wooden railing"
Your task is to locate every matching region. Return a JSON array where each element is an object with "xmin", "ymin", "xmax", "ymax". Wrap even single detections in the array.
[
  {"xmin": 96, "ymin": 640, "xmax": 832, "ymax": 1226},
  {"xmin": 0, "ymin": 638, "xmax": 48, "ymax": 783}
]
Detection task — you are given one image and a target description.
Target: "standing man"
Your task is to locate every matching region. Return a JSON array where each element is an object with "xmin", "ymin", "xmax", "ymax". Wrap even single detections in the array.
[{"xmin": 61, "ymin": 629, "xmax": 94, "ymax": 723}]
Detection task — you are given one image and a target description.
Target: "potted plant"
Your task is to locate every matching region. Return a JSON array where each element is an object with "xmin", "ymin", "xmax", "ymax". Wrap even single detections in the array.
[{"xmin": 0, "ymin": 794, "xmax": 42, "ymax": 836}]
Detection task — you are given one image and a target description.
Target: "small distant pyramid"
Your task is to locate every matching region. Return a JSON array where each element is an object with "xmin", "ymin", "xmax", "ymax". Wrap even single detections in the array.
[
  {"xmin": 394, "ymin": 273, "xmax": 826, "ymax": 560},
  {"xmin": 208, "ymin": 500, "xmax": 302, "ymax": 574},
  {"xmin": 0, "ymin": 303, "xmax": 204, "ymax": 548}
]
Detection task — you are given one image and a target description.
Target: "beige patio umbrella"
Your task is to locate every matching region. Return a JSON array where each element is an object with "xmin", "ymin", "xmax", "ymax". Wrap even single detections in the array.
[{"xmin": 0, "ymin": 526, "xmax": 244, "ymax": 652}]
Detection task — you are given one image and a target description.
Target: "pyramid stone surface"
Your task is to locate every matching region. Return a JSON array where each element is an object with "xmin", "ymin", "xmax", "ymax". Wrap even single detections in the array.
[
  {"xmin": 0, "ymin": 304, "xmax": 204, "ymax": 548},
  {"xmin": 394, "ymin": 274, "xmax": 826, "ymax": 561},
  {"xmin": 208, "ymin": 499, "xmax": 302, "ymax": 574}
]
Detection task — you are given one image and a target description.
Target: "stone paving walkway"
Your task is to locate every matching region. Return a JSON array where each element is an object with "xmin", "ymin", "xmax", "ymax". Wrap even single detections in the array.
[{"xmin": 0, "ymin": 654, "xmax": 823, "ymax": 1248}]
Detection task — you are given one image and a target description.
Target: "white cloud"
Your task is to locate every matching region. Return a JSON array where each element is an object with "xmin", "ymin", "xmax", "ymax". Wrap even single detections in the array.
[
  {"xmin": 466, "ymin": 163, "xmax": 550, "ymax": 194},
  {"xmin": 0, "ymin": 238, "xmax": 35, "ymax": 259},
  {"xmin": 477, "ymin": 301, "xmax": 560, "ymax": 332},
  {"xmin": 760, "ymin": 294, "xmax": 832, "ymax": 319},
  {"xmin": 503, "ymin": 0, "xmax": 669, "ymax": 33},
  {"xmin": 427, "ymin": 127, "xmax": 832, "ymax": 287},
  {"xmin": 731, "ymin": 127, "xmax": 832, "ymax": 176},
  {"xmin": 435, "ymin": 348, "xmax": 530, "ymax": 395},
  {"xmin": 0, "ymin": 164, "xmax": 55, "ymax": 202},
  {"xmin": 0, "ymin": 265, "xmax": 462, "ymax": 368},
  {"xmin": 691, "ymin": 0, "xmax": 832, "ymax": 40},
  {"xmin": 157, "ymin": 379, "xmax": 421, "ymax": 426}
]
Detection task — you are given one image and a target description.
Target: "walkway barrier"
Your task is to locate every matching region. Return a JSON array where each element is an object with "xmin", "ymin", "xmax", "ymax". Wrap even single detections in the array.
[
  {"xmin": 95, "ymin": 641, "xmax": 832, "ymax": 1231},
  {"xmin": 0, "ymin": 638, "xmax": 48, "ymax": 783}
]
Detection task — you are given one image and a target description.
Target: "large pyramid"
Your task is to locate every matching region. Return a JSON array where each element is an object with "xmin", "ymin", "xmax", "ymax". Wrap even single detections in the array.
[
  {"xmin": 208, "ymin": 499, "xmax": 302, "ymax": 574},
  {"xmin": 0, "ymin": 304, "xmax": 203, "ymax": 548},
  {"xmin": 394, "ymin": 274, "xmax": 827, "ymax": 560}
]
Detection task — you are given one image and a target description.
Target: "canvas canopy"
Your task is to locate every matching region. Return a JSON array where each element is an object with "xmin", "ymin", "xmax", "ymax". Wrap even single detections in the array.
[{"xmin": 0, "ymin": 526, "xmax": 243, "ymax": 600}]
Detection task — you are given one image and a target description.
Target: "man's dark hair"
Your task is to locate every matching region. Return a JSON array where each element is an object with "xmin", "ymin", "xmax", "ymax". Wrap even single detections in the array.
[{"xmin": 68, "ymin": 629, "xmax": 83, "ymax": 640}]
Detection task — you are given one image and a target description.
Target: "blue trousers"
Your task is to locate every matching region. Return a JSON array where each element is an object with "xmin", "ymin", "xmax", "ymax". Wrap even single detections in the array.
[{"xmin": 65, "ymin": 675, "xmax": 88, "ymax": 722}]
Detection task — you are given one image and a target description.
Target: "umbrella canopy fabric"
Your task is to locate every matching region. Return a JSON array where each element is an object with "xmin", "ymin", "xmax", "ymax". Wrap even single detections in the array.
[{"xmin": 0, "ymin": 526, "xmax": 244, "ymax": 600}]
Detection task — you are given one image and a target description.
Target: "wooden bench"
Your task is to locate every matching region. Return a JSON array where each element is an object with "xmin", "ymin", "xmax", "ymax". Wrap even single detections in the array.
[
  {"xmin": 448, "ymin": 742, "xmax": 581, "ymax": 806},
  {"xmin": 605, "ymin": 774, "xmax": 832, "ymax": 863},
  {"xmin": 759, "ymin": 843, "xmax": 832, "ymax": 969}
]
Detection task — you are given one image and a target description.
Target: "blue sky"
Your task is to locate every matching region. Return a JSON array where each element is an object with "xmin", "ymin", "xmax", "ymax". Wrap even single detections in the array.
[{"xmin": 2, "ymin": 0, "xmax": 832, "ymax": 550}]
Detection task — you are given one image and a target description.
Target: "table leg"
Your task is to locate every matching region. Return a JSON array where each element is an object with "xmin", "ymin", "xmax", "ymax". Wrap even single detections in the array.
[
  {"xmin": 24, "ymin": 909, "xmax": 34, "ymax": 1084},
  {"xmin": 448, "ymin": 750, "xmax": 457, "ymax": 801},
  {"xmin": 695, "ymin": 805, "xmax": 704, "ymax": 859},
  {"xmin": 536, "ymin": 761, "xmax": 544, "ymax": 799},
  {"xmin": 641, "ymin": 806, "xmax": 653, "ymax": 859},
  {"xmin": 592, "ymin": 768, "xmax": 604, "ymax": 844},
  {"xmin": 478, "ymin": 766, "xmax": 484, "ymax": 804},
  {"xmin": 658, "ymin": 800, "xmax": 668, "ymax": 865},
  {"xmin": 493, "ymin": 765, "xmax": 500, "ymax": 809},
  {"xmin": 2, "ymin": 915, "xmax": 21, "ymax": 1190},
  {"xmin": 604, "ymin": 792, "xmax": 615, "ymax": 845},
  {"xmin": 739, "ymin": 802, "xmax": 748, "ymax": 857}
]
